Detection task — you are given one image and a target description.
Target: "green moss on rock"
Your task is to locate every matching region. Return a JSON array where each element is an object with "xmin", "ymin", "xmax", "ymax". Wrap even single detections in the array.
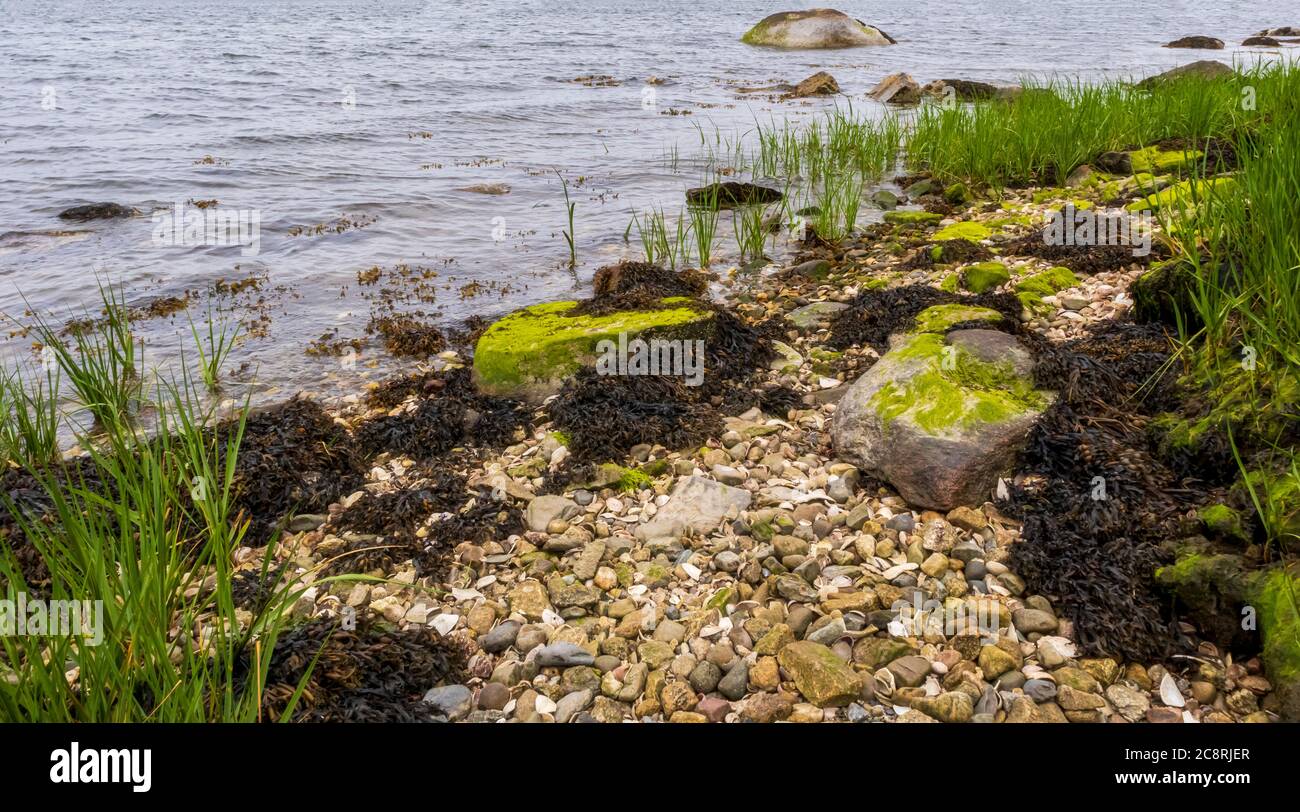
[
  {"xmin": 962, "ymin": 261, "xmax": 1010, "ymax": 294},
  {"xmin": 911, "ymin": 304, "xmax": 1003, "ymax": 334},
  {"xmin": 884, "ymin": 210, "xmax": 944, "ymax": 225},
  {"xmin": 1128, "ymin": 145, "xmax": 1203, "ymax": 175},
  {"xmin": 1015, "ymin": 266, "xmax": 1079, "ymax": 312},
  {"xmin": 1127, "ymin": 176, "xmax": 1235, "ymax": 212},
  {"xmin": 933, "ymin": 221, "xmax": 992, "ymax": 242},
  {"xmin": 472, "ymin": 298, "xmax": 711, "ymax": 402}
]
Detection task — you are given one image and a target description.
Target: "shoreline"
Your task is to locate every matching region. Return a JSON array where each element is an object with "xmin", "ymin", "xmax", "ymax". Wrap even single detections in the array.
[{"xmin": 3, "ymin": 63, "xmax": 1298, "ymax": 724}]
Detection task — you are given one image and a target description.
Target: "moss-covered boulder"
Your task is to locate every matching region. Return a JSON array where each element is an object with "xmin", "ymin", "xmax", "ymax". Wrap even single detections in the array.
[
  {"xmin": 741, "ymin": 9, "xmax": 894, "ymax": 49},
  {"xmin": 933, "ymin": 221, "xmax": 992, "ymax": 242},
  {"xmin": 1130, "ymin": 258, "xmax": 1204, "ymax": 327},
  {"xmin": 832, "ymin": 320, "xmax": 1052, "ymax": 510},
  {"xmin": 778, "ymin": 641, "xmax": 863, "ymax": 706},
  {"xmin": 1126, "ymin": 176, "xmax": 1235, "ymax": 212},
  {"xmin": 1157, "ymin": 547, "xmax": 1300, "ymax": 721},
  {"xmin": 1128, "ymin": 145, "xmax": 1203, "ymax": 175},
  {"xmin": 472, "ymin": 298, "xmax": 711, "ymax": 403},
  {"xmin": 1015, "ymin": 265, "xmax": 1079, "ymax": 313},
  {"xmin": 962, "ymin": 262, "xmax": 1011, "ymax": 294},
  {"xmin": 884, "ymin": 210, "xmax": 943, "ymax": 226}
]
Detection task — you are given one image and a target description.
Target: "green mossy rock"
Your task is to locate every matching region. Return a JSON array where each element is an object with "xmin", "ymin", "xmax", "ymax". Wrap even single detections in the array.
[
  {"xmin": 1130, "ymin": 258, "xmax": 1201, "ymax": 327},
  {"xmin": 962, "ymin": 262, "xmax": 1010, "ymax": 294},
  {"xmin": 884, "ymin": 210, "xmax": 943, "ymax": 225},
  {"xmin": 933, "ymin": 221, "xmax": 992, "ymax": 242},
  {"xmin": 1126, "ymin": 176, "xmax": 1235, "ymax": 212},
  {"xmin": 1015, "ymin": 266, "xmax": 1079, "ymax": 312},
  {"xmin": 1128, "ymin": 145, "xmax": 1204, "ymax": 175},
  {"xmin": 777, "ymin": 641, "xmax": 863, "ymax": 706},
  {"xmin": 741, "ymin": 9, "xmax": 893, "ymax": 48},
  {"xmin": 472, "ymin": 298, "xmax": 711, "ymax": 403},
  {"xmin": 832, "ymin": 327, "xmax": 1052, "ymax": 509},
  {"xmin": 912, "ymin": 303, "xmax": 1003, "ymax": 334}
]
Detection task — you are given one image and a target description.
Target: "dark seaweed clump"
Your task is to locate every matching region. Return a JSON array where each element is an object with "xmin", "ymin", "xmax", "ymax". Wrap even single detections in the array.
[
  {"xmin": 230, "ymin": 562, "xmax": 290, "ymax": 614},
  {"xmin": 366, "ymin": 312, "xmax": 447, "ymax": 358},
  {"xmin": 323, "ymin": 484, "xmax": 521, "ymax": 580},
  {"xmin": 547, "ymin": 301, "xmax": 789, "ymax": 462},
  {"xmin": 257, "ymin": 617, "xmax": 467, "ymax": 722},
  {"xmin": 0, "ymin": 467, "xmax": 60, "ymax": 593},
  {"xmin": 826, "ymin": 285, "xmax": 1022, "ymax": 352},
  {"xmin": 1004, "ymin": 320, "xmax": 1210, "ymax": 661},
  {"xmin": 572, "ymin": 261, "xmax": 709, "ymax": 317},
  {"xmin": 548, "ymin": 370, "xmax": 722, "ymax": 463},
  {"xmin": 898, "ymin": 237, "xmax": 993, "ymax": 270},
  {"xmin": 1002, "ymin": 234, "xmax": 1168, "ymax": 275},
  {"xmin": 355, "ymin": 367, "xmax": 529, "ymax": 458},
  {"xmin": 225, "ymin": 397, "xmax": 367, "ymax": 546}
]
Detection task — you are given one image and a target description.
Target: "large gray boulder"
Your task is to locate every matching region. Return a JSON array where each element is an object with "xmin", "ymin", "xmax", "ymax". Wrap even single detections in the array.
[
  {"xmin": 741, "ymin": 9, "xmax": 894, "ymax": 49},
  {"xmin": 831, "ymin": 309, "xmax": 1053, "ymax": 510},
  {"xmin": 635, "ymin": 475, "xmax": 751, "ymax": 540},
  {"xmin": 1135, "ymin": 60, "xmax": 1232, "ymax": 89}
]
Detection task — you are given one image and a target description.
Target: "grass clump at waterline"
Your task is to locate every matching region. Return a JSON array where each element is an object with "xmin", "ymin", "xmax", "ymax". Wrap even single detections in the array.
[{"xmin": 0, "ymin": 284, "xmax": 463, "ymax": 721}]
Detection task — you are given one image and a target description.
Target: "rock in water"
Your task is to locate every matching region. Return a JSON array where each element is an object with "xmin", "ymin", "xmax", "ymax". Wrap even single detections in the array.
[
  {"xmin": 789, "ymin": 71, "xmax": 840, "ymax": 97},
  {"xmin": 741, "ymin": 9, "xmax": 894, "ymax": 49},
  {"xmin": 685, "ymin": 181, "xmax": 782, "ymax": 209},
  {"xmin": 635, "ymin": 475, "xmax": 752, "ymax": 540},
  {"xmin": 1163, "ymin": 35, "xmax": 1225, "ymax": 49},
  {"xmin": 57, "ymin": 202, "xmax": 140, "ymax": 220},
  {"xmin": 471, "ymin": 299, "xmax": 713, "ymax": 403},
  {"xmin": 831, "ymin": 309, "xmax": 1052, "ymax": 510},
  {"xmin": 777, "ymin": 641, "xmax": 862, "ymax": 706},
  {"xmin": 921, "ymin": 79, "xmax": 999, "ymax": 101},
  {"xmin": 868, "ymin": 72, "xmax": 922, "ymax": 105}
]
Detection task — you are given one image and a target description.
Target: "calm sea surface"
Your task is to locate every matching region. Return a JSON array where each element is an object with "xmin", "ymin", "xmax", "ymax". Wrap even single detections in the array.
[{"xmin": 0, "ymin": 0, "xmax": 1288, "ymax": 401}]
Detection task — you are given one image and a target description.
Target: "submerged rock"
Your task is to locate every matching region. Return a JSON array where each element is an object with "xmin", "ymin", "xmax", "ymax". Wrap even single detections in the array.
[
  {"xmin": 1242, "ymin": 36, "xmax": 1282, "ymax": 47},
  {"xmin": 1163, "ymin": 35, "xmax": 1225, "ymax": 49},
  {"xmin": 831, "ymin": 313, "xmax": 1052, "ymax": 510},
  {"xmin": 685, "ymin": 181, "xmax": 782, "ymax": 209},
  {"xmin": 471, "ymin": 299, "xmax": 712, "ymax": 403},
  {"xmin": 741, "ymin": 9, "xmax": 894, "ymax": 49},
  {"xmin": 921, "ymin": 79, "xmax": 999, "ymax": 101},
  {"xmin": 789, "ymin": 71, "xmax": 840, "ymax": 97},
  {"xmin": 57, "ymin": 202, "xmax": 140, "ymax": 221}
]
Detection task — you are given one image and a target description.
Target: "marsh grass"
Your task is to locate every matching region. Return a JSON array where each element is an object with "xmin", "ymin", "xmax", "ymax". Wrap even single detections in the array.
[
  {"xmin": 732, "ymin": 203, "xmax": 769, "ymax": 266},
  {"xmin": 0, "ymin": 364, "xmax": 61, "ymax": 468},
  {"xmin": 0, "ymin": 286, "xmax": 340, "ymax": 721},
  {"xmin": 189, "ymin": 305, "xmax": 243, "ymax": 392},
  {"xmin": 687, "ymin": 178, "xmax": 720, "ymax": 268}
]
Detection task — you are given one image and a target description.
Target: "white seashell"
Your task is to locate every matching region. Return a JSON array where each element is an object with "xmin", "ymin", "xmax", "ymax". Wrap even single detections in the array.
[
  {"xmin": 881, "ymin": 563, "xmax": 918, "ymax": 580},
  {"xmin": 873, "ymin": 667, "xmax": 896, "ymax": 699},
  {"xmin": 431, "ymin": 614, "xmax": 458, "ymax": 636},
  {"xmin": 931, "ymin": 660, "xmax": 949, "ymax": 675},
  {"xmin": 1182, "ymin": 710, "xmax": 1197, "ymax": 723},
  {"xmin": 892, "ymin": 704, "xmax": 910, "ymax": 716},
  {"xmin": 699, "ymin": 624, "xmax": 723, "ymax": 638},
  {"xmin": 987, "ymin": 582, "xmax": 1011, "ymax": 596},
  {"xmin": 474, "ymin": 574, "xmax": 497, "ymax": 589},
  {"xmin": 451, "ymin": 588, "xmax": 482, "ymax": 602},
  {"xmin": 924, "ymin": 676, "xmax": 942, "ymax": 696},
  {"xmin": 542, "ymin": 608, "xmax": 564, "ymax": 626},
  {"xmin": 681, "ymin": 562, "xmax": 702, "ymax": 581},
  {"xmin": 534, "ymin": 695, "xmax": 557, "ymax": 715},
  {"xmin": 1160, "ymin": 673, "xmax": 1186, "ymax": 707},
  {"xmin": 502, "ymin": 699, "xmax": 517, "ymax": 714},
  {"xmin": 887, "ymin": 620, "xmax": 909, "ymax": 638},
  {"xmin": 627, "ymin": 584, "xmax": 648, "ymax": 597}
]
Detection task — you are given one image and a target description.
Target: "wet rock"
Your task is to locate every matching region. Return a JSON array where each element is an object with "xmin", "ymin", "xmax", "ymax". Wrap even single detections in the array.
[
  {"xmin": 921, "ymin": 79, "xmax": 999, "ymax": 101},
  {"xmin": 685, "ymin": 181, "xmax": 782, "ymax": 209},
  {"xmin": 789, "ymin": 71, "xmax": 840, "ymax": 97},
  {"xmin": 788, "ymin": 300, "xmax": 849, "ymax": 330},
  {"xmin": 1135, "ymin": 60, "xmax": 1232, "ymax": 89},
  {"xmin": 57, "ymin": 202, "xmax": 140, "ymax": 221},
  {"xmin": 741, "ymin": 9, "xmax": 894, "ymax": 49},
  {"xmin": 868, "ymin": 72, "xmax": 921, "ymax": 104},
  {"xmin": 1163, "ymin": 35, "xmax": 1224, "ymax": 49}
]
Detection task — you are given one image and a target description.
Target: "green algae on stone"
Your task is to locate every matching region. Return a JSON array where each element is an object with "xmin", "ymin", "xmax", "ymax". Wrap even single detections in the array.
[
  {"xmin": 1200, "ymin": 503, "xmax": 1248, "ymax": 542},
  {"xmin": 869, "ymin": 332, "xmax": 1045, "ymax": 434},
  {"xmin": 884, "ymin": 210, "xmax": 944, "ymax": 225},
  {"xmin": 939, "ymin": 272, "xmax": 960, "ymax": 293},
  {"xmin": 1126, "ymin": 176, "xmax": 1235, "ymax": 212},
  {"xmin": 1014, "ymin": 265, "xmax": 1079, "ymax": 312},
  {"xmin": 472, "ymin": 298, "xmax": 711, "ymax": 401},
  {"xmin": 944, "ymin": 182, "xmax": 972, "ymax": 205},
  {"xmin": 911, "ymin": 303, "xmax": 1003, "ymax": 334},
  {"xmin": 962, "ymin": 261, "xmax": 1010, "ymax": 294},
  {"xmin": 933, "ymin": 221, "xmax": 992, "ymax": 242},
  {"xmin": 1128, "ymin": 145, "xmax": 1203, "ymax": 175}
]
